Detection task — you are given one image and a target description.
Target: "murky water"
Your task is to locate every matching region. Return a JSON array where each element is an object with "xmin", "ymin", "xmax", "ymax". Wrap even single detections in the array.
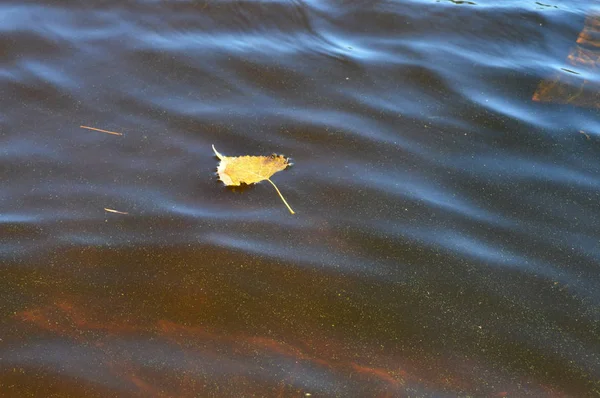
[{"xmin": 1, "ymin": 0, "xmax": 599, "ymax": 396}]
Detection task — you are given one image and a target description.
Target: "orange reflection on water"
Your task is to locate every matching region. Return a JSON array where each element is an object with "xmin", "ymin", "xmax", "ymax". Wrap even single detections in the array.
[
  {"xmin": 533, "ymin": 12, "xmax": 600, "ymax": 108},
  {"xmin": 18, "ymin": 299, "xmax": 140, "ymax": 340},
  {"xmin": 14, "ymin": 300, "xmax": 411, "ymax": 397},
  {"xmin": 11, "ymin": 294, "xmax": 570, "ymax": 397}
]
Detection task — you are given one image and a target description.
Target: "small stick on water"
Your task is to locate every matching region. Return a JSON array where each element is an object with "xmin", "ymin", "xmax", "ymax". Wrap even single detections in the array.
[
  {"xmin": 80, "ymin": 125, "xmax": 123, "ymax": 136},
  {"xmin": 104, "ymin": 208, "xmax": 129, "ymax": 215},
  {"xmin": 266, "ymin": 178, "xmax": 295, "ymax": 214}
]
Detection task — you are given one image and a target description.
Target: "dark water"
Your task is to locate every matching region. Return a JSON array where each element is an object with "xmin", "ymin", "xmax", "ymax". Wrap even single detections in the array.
[{"xmin": 1, "ymin": 0, "xmax": 599, "ymax": 396}]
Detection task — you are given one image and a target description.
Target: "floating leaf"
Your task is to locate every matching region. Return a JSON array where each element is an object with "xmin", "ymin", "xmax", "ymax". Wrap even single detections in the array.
[{"xmin": 212, "ymin": 145, "xmax": 295, "ymax": 214}]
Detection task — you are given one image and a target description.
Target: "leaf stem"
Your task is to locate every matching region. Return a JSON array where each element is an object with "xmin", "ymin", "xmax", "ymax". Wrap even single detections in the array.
[
  {"xmin": 266, "ymin": 178, "xmax": 295, "ymax": 214},
  {"xmin": 211, "ymin": 144, "xmax": 224, "ymax": 160}
]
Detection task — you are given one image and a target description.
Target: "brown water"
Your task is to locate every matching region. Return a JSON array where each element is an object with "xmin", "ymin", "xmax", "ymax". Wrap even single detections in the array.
[{"xmin": 1, "ymin": 0, "xmax": 599, "ymax": 396}]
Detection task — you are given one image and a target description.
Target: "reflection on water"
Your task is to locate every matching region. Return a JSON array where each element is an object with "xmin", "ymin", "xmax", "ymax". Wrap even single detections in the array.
[
  {"xmin": 533, "ymin": 11, "xmax": 600, "ymax": 108},
  {"xmin": 0, "ymin": 0, "xmax": 599, "ymax": 396}
]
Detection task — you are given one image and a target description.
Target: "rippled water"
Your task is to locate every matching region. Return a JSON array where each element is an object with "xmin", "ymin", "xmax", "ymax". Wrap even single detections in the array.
[{"xmin": 1, "ymin": 0, "xmax": 599, "ymax": 396}]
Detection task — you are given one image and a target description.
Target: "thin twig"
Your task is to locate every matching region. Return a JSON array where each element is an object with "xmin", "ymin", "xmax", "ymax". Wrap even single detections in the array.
[
  {"xmin": 80, "ymin": 125, "xmax": 123, "ymax": 136},
  {"xmin": 104, "ymin": 208, "xmax": 129, "ymax": 215}
]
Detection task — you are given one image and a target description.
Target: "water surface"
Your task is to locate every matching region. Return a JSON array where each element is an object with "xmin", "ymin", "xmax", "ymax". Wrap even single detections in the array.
[{"xmin": 1, "ymin": 0, "xmax": 599, "ymax": 396}]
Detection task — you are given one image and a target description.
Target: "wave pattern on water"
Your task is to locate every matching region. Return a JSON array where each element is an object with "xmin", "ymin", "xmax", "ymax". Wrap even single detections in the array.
[{"xmin": 0, "ymin": 0, "xmax": 599, "ymax": 396}]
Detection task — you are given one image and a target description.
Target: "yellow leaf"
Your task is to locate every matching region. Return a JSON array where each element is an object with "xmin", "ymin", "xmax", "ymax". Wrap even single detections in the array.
[{"xmin": 213, "ymin": 145, "xmax": 295, "ymax": 214}]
